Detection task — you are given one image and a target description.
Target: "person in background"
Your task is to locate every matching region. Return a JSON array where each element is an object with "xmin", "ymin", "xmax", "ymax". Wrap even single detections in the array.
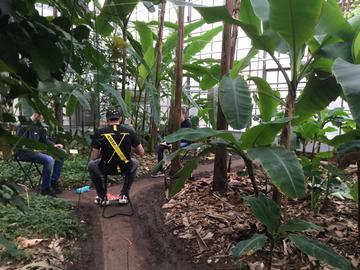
[
  {"xmin": 88, "ymin": 108, "xmax": 144, "ymax": 206},
  {"xmin": 16, "ymin": 112, "xmax": 65, "ymax": 197},
  {"xmin": 151, "ymin": 107, "xmax": 192, "ymax": 178}
]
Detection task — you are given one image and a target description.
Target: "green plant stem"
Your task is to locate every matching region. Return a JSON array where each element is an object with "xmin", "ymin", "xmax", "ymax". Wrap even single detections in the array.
[
  {"xmin": 297, "ymin": 55, "xmax": 314, "ymax": 85},
  {"xmin": 238, "ymin": 149, "xmax": 259, "ymax": 196},
  {"xmin": 269, "ymin": 53, "xmax": 292, "ymax": 91}
]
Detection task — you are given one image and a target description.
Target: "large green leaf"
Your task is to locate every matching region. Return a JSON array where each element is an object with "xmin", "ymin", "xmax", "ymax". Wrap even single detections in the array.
[
  {"xmin": 195, "ymin": 5, "xmax": 275, "ymax": 53},
  {"xmin": 199, "ymin": 64, "xmax": 220, "ymax": 90},
  {"xmin": 249, "ymin": 76, "xmax": 280, "ymax": 122},
  {"xmin": 316, "ymin": 0, "xmax": 354, "ymax": 42},
  {"xmin": 134, "ymin": 21, "xmax": 154, "ymax": 52},
  {"xmin": 30, "ymin": 39, "xmax": 64, "ymax": 80},
  {"xmin": 165, "ymin": 128, "xmax": 224, "ymax": 143},
  {"xmin": 66, "ymin": 94, "xmax": 79, "ymax": 117},
  {"xmin": 184, "ymin": 26, "xmax": 223, "ymax": 62},
  {"xmin": 71, "ymin": 89, "xmax": 90, "ymax": 111},
  {"xmin": 294, "ymin": 75, "xmax": 342, "ymax": 123},
  {"xmin": 289, "ymin": 235, "xmax": 352, "ymax": 270},
  {"xmin": 333, "ymin": 58, "xmax": 360, "ymax": 125},
  {"xmin": 327, "ymin": 130, "xmax": 360, "ymax": 147},
  {"xmin": 250, "ymin": 0, "xmax": 270, "ymax": 22},
  {"xmin": 337, "ymin": 140, "xmax": 360, "ymax": 167},
  {"xmin": 145, "ymin": 82, "xmax": 160, "ymax": 126},
  {"xmin": 247, "ymin": 147, "xmax": 306, "ymax": 199},
  {"xmin": 232, "ymin": 234, "xmax": 268, "ymax": 258},
  {"xmin": 350, "ymin": 182, "xmax": 358, "ymax": 203},
  {"xmin": 109, "ymin": 0, "xmax": 139, "ymax": 20},
  {"xmin": 321, "ymin": 41, "xmax": 353, "ymax": 62},
  {"xmin": 279, "ymin": 219, "xmax": 323, "ymax": 233},
  {"xmin": 163, "ymin": 20, "xmax": 205, "ymax": 56},
  {"xmin": 353, "ymin": 31, "xmax": 360, "ymax": 64},
  {"xmin": 219, "ymin": 76, "xmax": 252, "ymax": 130},
  {"xmin": 268, "ymin": 0, "xmax": 322, "ymax": 53},
  {"xmin": 240, "ymin": 118, "xmax": 291, "ymax": 149},
  {"xmin": 230, "ymin": 48, "xmax": 258, "ymax": 79},
  {"xmin": 0, "ymin": 59, "xmax": 15, "ymax": 73},
  {"xmin": 99, "ymin": 83, "xmax": 128, "ymax": 116},
  {"xmin": 245, "ymin": 194, "xmax": 281, "ymax": 235},
  {"xmin": 139, "ymin": 48, "xmax": 155, "ymax": 81},
  {"xmin": 170, "ymin": 158, "xmax": 199, "ymax": 197},
  {"xmin": 239, "ymin": 0, "xmax": 261, "ymax": 33}
]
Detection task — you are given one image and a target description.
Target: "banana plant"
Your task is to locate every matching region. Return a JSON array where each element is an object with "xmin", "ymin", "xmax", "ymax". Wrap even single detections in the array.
[
  {"xmin": 232, "ymin": 193, "xmax": 352, "ymax": 270},
  {"xmin": 165, "ymin": 76, "xmax": 305, "ymax": 198},
  {"xmin": 332, "ymin": 58, "xmax": 360, "ymax": 240}
]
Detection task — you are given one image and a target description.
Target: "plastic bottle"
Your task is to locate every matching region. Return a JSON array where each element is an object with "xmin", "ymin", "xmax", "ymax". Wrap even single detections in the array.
[{"xmin": 75, "ymin": 185, "xmax": 90, "ymax": 194}]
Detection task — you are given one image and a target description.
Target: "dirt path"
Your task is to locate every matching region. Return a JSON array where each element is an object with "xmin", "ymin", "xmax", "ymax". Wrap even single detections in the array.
[{"xmin": 61, "ymin": 159, "xmax": 244, "ymax": 270}]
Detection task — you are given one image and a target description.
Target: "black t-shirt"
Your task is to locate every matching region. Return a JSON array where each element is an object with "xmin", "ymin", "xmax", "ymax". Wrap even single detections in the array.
[
  {"xmin": 181, "ymin": 118, "xmax": 192, "ymax": 129},
  {"xmin": 180, "ymin": 118, "xmax": 192, "ymax": 144},
  {"xmin": 91, "ymin": 125, "xmax": 140, "ymax": 169}
]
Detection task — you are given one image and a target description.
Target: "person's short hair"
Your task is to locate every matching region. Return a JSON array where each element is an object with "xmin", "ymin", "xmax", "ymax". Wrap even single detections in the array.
[{"xmin": 106, "ymin": 108, "xmax": 122, "ymax": 120}]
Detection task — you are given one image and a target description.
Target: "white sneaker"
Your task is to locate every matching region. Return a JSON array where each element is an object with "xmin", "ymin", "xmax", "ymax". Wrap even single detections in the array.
[
  {"xmin": 119, "ymin": 194, "xmax": 129, "ymax": 205},
  {"xmin": 94, "ymin": 196, "xmax": 109, "ymax": 206},
  {"xmin": 151, "ymin": 171, "xmax": 165, "ymax": 178}
]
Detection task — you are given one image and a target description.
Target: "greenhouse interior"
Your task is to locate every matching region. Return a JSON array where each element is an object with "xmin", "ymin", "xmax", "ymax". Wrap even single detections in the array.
[{"xmin": 0, "ymin": 0, "xmax": 360, "ymax": 269}]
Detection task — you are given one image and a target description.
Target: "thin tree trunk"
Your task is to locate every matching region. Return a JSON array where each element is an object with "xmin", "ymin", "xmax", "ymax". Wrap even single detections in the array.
[
  {"xmin": 52, "ymin": 7, "xmax": 63, "ymax": 129},
  {"xmin": 134, "ymin": 85, "xmax": 143, "ymax": 131},
  {"xmin": 121, "ymin": 18, "xmax": 129, "ymax": 99},
  {"xmin": 150, "ymin": 0, "xmax": 166, "ymax": 153},
  {"xmin": 169, "ymin": 5, "xmax": 185, "ymax": 179},
  {"xmin": 141, "ymin": 90, "xmax": 148, "ymax": 141},
  {"xmin": 212, "ymin": 0, "xmax": 234, "ymax": 194}
]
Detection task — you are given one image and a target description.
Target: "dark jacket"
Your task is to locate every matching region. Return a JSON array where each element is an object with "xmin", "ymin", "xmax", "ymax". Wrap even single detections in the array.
[{"xmin": 16, "ymin": 122, "xmax": 54, "ymax": 153}]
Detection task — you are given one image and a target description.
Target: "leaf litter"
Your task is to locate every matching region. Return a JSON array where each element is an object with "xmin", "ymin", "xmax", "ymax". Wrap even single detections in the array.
[{"xmin": 162, "ymin": 168, "xmax": 359, "ymax": 268}]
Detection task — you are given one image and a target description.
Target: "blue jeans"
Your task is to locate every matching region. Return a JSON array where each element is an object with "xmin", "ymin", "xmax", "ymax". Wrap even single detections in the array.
[
  {"xmin": 156, "ymin": 142, "xmax": 190, "ymax": 172},
  {"xmin": 17, "ymin": 151, "xmax": 65, "ymax": 191},
  {"xmin": 88, "ymin": 158, "xmax": 138, "ymax": 198}
]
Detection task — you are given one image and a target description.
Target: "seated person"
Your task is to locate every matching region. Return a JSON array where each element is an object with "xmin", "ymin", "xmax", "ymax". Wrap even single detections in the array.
[
  {"xmin": 151, "ymin": 107, "xmax": 192, "ymax": 178},
  {"xmin": 16, "ymin": 112, "xmax": 65, "ymax": 196},
  {"xmin": 88, "ymin": 108, "xmax": 144, "ymax": 206}
]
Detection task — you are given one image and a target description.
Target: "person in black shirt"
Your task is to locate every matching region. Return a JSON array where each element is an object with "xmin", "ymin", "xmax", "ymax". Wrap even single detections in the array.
[
  {"xmin": 16, "ymin": 112, "xmax": 65, "ymax": 196},
  {"xmin": 151, "ymin": 107, "xmax": 192, "ymax": 178},
  {"xmin": 88, "ymin": 108, "xmax": 144, "ymax": 205}
]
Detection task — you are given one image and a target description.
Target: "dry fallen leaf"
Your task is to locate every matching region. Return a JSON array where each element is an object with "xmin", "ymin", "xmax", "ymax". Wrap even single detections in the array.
[
  {"xmin": 48, "ymin": 237, "xmax": 65, "ymax": 262},
  {"xmin": 16, "ymin": 237, "xmax": 45, "ymax": 249}
]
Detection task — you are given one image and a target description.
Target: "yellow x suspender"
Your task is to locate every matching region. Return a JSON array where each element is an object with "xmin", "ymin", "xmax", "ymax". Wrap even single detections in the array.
[{"xmin": 103, "ymin": 133, "xmax": 130, "ymax": 164}]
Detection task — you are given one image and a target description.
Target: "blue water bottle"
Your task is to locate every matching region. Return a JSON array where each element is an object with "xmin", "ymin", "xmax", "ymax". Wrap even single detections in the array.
[{"xmin": 75, "ymin": 185, "xmax": 90, "ymax": 194}]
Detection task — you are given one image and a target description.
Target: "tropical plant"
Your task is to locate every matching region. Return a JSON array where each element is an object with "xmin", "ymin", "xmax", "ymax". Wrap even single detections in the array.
[
  {"xmin": 330, "ymin": 42, "xmax": 360, "ymax": 240},
  {"xmin": 232, "ymin": 194, "xmax": 352, "ymax": 270}
]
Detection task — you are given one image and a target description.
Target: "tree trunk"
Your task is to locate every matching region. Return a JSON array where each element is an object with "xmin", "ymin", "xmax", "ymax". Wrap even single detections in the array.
[
  {"xmin": 169, "ymin": 5, "xmax": 185, "ymax": 179},
  {"xmin": 150, "ymin": 0, "xmax": 166, "ymax": 153},
  {"xmin": 212, "ymin": 0, "xmax": 234, "ymax": 194},
  {"xmin": 52, "ymin": 7, "xmax": 63, "ymax": 129},
  {"xmin": 134, "ymin": 85, "xmax": 143, "ymax": 131},
  {"xmin": 121, "ymin": 18, "xmax": 129, "ymax": 99}
]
